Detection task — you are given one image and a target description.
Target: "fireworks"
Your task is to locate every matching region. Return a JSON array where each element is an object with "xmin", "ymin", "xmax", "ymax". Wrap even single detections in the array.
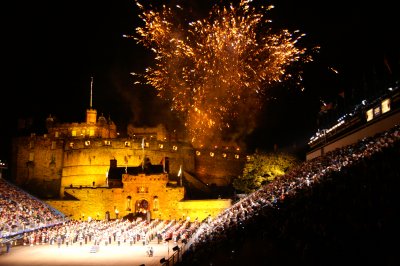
[{"xmin": 133, "ymin": 0, "xmax": 313, "ymax": 148}]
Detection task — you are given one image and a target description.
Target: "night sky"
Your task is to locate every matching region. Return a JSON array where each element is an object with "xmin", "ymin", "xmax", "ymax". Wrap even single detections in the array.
[{"xmin": 1, "ymin": 0, "xmax": 399, "ymax": 162}]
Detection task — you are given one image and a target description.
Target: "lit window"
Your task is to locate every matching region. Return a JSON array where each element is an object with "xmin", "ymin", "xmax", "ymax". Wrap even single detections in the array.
[
  {"xmin": 125, "ymin": 141, "xmax": 131, "ymax": 147},
  {"xmin": 159, "ymin": 144, "xmax": 164, "ymax": 149},
  {"xmin": 104, "ymin": 140, "xmax": 111, "ymax": 146},
  {"xmin": 366, "ymin": 109, "xmax": 373, "ymax": 121},
  {"xmin": 173, "ymin": 145, "xmax": 178, "ymax": 151},
  {"xmin": 222, "ymin": 153, "xmax": 227, "ymax": 158},
  {"xmin": 196, "ymin": 151, "xmax": 201, "ymax": 156},
  {"xmin": 381, "ymin": 98, "xmax": 390, "ymax": 114},
  {"xmin": 85, "ymin": 140, "xmax": 91, "ymax": 146},
  {"xmin": 71, "ymin": 130, "xmax": 76, "ymax": 137},
  {"xmin": 70, "ymin": 142, "xmax": 74, "ymax": 148},
  {"xmin": 235, "ymin": 154, "xmax": 240, "ymax": 159},
  {"xmin": 210, "ymin": 152, "xmax": 214, "ymax": 157}
]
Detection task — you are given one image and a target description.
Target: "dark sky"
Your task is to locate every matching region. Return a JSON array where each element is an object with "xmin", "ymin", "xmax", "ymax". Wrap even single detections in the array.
[{"xmin": 1, "ymin": 0, "xmax": 399, "ymax": 161}]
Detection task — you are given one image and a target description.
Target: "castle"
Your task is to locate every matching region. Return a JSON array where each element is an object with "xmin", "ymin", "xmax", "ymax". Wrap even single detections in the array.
[{"xmin": 10, "ymin": 100, "xmax": 246, "ymax": 221}]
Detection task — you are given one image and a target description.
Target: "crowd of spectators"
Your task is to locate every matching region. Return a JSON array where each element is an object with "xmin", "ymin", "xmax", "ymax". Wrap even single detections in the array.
[
  {"xmin": 178, "ymin": 124, "xmax": 400, "ymax": 266},
  {"xmin": 0, "ymin": 179, "xmax": 66, "ymax": 239}
]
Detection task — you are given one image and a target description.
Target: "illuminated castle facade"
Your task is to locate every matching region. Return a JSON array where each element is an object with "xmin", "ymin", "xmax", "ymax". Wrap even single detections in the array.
[{"xmin": 11, "ymin": 102, "xmax": 245, "ymax": 221}]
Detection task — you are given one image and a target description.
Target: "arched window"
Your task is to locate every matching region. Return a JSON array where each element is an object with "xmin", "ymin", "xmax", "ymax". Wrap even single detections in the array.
[
  {"xmin": 126, "ymin": 196, "xmax": 132, "ymax": 211},
  {"xmin": 153, "ymin": 196, "xmax": 159, "ymax": 211}
]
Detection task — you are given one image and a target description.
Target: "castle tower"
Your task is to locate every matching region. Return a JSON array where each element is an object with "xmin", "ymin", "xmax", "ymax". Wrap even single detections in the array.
[
  {"xmin": 46, "ymin": 114, "xmax": 55, "ymax": 129},
  {"xmin": 86, "ymin": 109, "xmax": 97, "ymax": 124}
]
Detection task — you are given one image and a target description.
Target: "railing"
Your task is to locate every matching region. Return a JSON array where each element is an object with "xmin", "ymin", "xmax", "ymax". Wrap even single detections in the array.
[
  {"xmin": 160, "ymin": 241, "xmax": 188, "ymax": 266},
  {"xmin": 0, "ymin": 218, "xmax": 68, "ymax": 239}
]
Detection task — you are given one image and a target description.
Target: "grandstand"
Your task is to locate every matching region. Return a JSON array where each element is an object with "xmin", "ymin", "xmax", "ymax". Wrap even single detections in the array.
[
  {"xmin": 0, "ymin": 178, "xmax": 67, "ymax": 243},
  {"xmin": 175, "ymin": 81, "xmax": 400, "ymax": 265},
  {"xmin": 307, "ymin": 81, "xmax": 400, "ymax": 160},
  {"xmin": 176, "ymin": 123, "xmax": 400, "ymax": 266}
]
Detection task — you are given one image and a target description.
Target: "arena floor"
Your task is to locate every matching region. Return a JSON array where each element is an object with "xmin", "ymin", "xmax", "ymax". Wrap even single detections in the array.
[{"xmin": 0, "ymin": 240, "xmax": 181, "ymax": 266}]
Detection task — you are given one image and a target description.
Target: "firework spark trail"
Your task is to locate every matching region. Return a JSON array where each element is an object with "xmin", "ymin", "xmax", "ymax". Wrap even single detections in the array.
[{"xmin": 133, "ymin": 0, "xmax": 314, "ymax": 148}]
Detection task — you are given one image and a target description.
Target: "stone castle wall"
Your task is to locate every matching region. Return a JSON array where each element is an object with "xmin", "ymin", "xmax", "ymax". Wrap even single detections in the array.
[
  {"xmin": 194, "ymin": 148, "xmax": 246, "ymax": 185},
  {"xmin": 12, "ymin": 136, "xmax": 245, "ymax": 193},
  {"xmin": 12, "ymin": 136, "xmax": 64, "ymax": 186},
  {"xmin": 45, "ymin": 171, "xmax": 230, "ymax": 222},
  {"xmin": 12, "ymin": 128, "xmax": 243, "ymax": 222},
  {"xmin": 12, "ymin": 136, "xmax": 199, "ymax": 195},
  {"xmin": 46, "ymin": 190, "xmax": 231, "ymax": 222}
]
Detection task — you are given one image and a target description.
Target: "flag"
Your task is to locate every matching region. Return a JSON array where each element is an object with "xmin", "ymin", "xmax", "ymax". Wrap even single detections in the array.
[
  {"xmin": 178, "ymin": 165, "xmax": 183, "ymax": 186},
  {"xmin": 177, "ymin": 165, "xmax": 182, "ymax": 177}
]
